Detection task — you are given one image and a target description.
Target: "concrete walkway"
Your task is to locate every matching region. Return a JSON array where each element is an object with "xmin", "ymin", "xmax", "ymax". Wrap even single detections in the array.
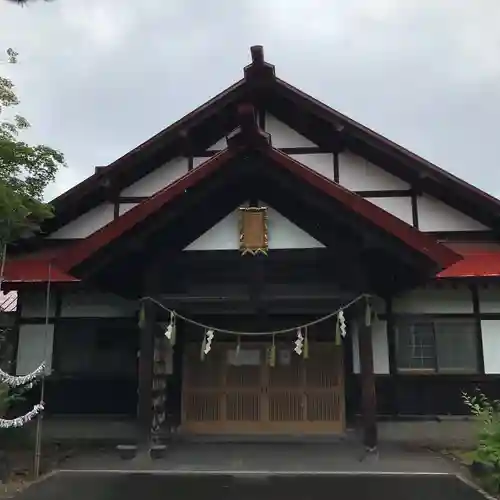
[
  {"xmin": 61, "ymin": 442, "xmax": 458, "ymax": 474},
  {"xmin": 9, "ymin": 444, "xmax": 492, "ymax": 500}
]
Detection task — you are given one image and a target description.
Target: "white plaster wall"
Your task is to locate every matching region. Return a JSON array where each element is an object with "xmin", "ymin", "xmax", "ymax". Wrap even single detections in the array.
[
  {"xmin": 120, "ymin": 157, "xmax": 188, "ymax": 197},
  {"xmin": 184, "ymin": 204, "xmax": 325, "ymax": 251},
  {"xmin": 481, "ymin": 320, "xmax": 500, "ymax": 374},
  {"xmin": 417, "ymin": 195, "xmax": 487, "ymax": 232},
  {"xmin": 186, "ymin": 210, "xmax": 239, "ymax": 251},
  {"xmin": 339, "ymin": 152, "xmax": 409, "ymax": 191},
  {"xmin": 193, "ymin": 157, "xmax": 208, "ymax": 169},
  {"xmin": 479, "ymin": 286, "xmax": 500, "ymax": 313},
  {"xmin": 290, "ymin": 153, "xmax": 335, "ymax": 181},
  {"xmin": 365, "ymin": 197, "xmax": 414, "ymax": 226},
  {"xmin": 392, "ymin": 287, "xmax": 473, "ymax": 314},
  {"xmin": 352, "ymin": 319, "xmax": 390, "ymax": 374},
  {"xmin": 60, "ymin": 291, "xmax": 137, "ymax": 317},
  {"xmin": 47, "ymin": 203, "xmax": 114, "ymax": 239},
  {"xmin": 20, "ymin": 290, "xmax": 57, "ymax": 318},
  {"xmin": 119, "ymin": 203, "xmax": 138, "ymax": 216},
  {"xmin": 209, "ymin": 135, "xmax": 228, "ymax": 150},
  {"xmin": 16, "ymin": 324, "xmax": 53, "ymax": 375},
  {"xmin": 265, "ymin": 114, "xmax": 317, "ymax": 148}
]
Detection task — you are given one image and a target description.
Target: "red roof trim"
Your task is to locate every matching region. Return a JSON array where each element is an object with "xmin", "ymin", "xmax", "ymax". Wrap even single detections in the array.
[
  {"xmin": 4, "ymin": 251, "xmax": 496, "ymax": 286},
  {"xmin": 53, "ymin": 148, "xmax": 238, "ymax": 271},
  {"xmin": 437, "ymin": 252, "xmax": 500, "ymax": 279},
  {"xmin": 48, "ymin": 142, "xmax": 461, "ymax": 273},
  {"xmin": 2, "ymin": 258, "xmax": 79, "ymax": 284},
  {"xmin": 265, "ymin": 147, "xmax": 461, "ymax": 269}
]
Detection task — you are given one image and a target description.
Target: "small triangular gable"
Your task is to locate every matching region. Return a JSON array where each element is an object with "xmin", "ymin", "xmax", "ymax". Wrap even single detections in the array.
[{"xmin": 184, "ymin": 203, "xmax": 325, "ymax": 251}]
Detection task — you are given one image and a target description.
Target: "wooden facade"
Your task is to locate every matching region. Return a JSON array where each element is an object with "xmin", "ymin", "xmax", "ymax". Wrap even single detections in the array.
[{"xmin": 182, "ymin": 342, "xmax": 344, "ymax": 435}]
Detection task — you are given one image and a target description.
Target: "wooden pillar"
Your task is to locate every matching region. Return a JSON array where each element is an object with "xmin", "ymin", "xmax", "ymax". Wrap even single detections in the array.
[
  {"xmin": 358, "ymin": 317, "xmax": 378, "ymax": 450},
  {"xmin": 137, "ymin": 297, "xmax": 155, "ymax": 445}
]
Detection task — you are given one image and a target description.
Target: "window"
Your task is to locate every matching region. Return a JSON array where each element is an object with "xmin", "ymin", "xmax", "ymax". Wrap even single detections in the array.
[{"xmin": 395, "ymin": 318, "xmax": 478, "ymax": 373}]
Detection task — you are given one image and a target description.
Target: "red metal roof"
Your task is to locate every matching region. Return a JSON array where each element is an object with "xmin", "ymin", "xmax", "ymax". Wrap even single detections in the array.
[
  {"xmin": 3, "ymin": 250, "xmax": 496, "ymax": 285},
  {"xmin": 2, "ymin": 257, "xmax": 78, "ymax": 284},
  {"xmin": 437, "ymin": 252, "xmax": 500, "ymax": 279}
]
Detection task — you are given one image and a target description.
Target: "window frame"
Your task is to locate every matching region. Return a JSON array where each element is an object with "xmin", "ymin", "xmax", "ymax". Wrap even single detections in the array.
[{"xmin": 394, "ymin": 316, "xmax": 479, "ymax": 375}]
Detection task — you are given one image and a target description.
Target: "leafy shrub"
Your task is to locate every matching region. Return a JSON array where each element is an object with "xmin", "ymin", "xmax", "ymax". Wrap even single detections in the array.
[{"xmin": 463, "ymin": 390, "xmax": 500, "ymax": 493}]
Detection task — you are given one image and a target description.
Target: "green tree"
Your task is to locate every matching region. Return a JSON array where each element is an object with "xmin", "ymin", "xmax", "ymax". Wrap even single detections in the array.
[{"xmin": 0, "ymin": 48, "xmax": 65, "ymax": 255}]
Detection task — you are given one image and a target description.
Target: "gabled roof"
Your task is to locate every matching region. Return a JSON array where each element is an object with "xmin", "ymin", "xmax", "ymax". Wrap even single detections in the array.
[
  {"xmin": 7, "ymin": 120, "xmax": 500, "ymax": 286},
  {"xmin": 26, "ymin": 118, "xmax": 461, "ymax": 276},
  {"xmin": 35, "ymin": 45, "xmax": 500, "ymax": 238}
]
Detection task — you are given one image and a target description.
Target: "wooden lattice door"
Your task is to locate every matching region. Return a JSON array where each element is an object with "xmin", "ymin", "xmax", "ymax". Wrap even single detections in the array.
[{"xmin": 181, "ymin": 342, "xmax": 344, "ymax": 435}]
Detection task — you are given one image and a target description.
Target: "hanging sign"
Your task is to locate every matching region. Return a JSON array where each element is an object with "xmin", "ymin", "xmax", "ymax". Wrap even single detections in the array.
[{"xmin": 239, "ymin": 206, "xmax": 268, "ymax": 256}]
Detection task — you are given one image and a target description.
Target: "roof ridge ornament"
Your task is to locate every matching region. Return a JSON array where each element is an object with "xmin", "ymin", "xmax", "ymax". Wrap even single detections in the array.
[
  {"xmin": 244, "ymin": 45, "xmax": 275, "ymax": 83},
  {"xmin": 227, "ymin": 103, "xmax": 271, "ymax": 150}
]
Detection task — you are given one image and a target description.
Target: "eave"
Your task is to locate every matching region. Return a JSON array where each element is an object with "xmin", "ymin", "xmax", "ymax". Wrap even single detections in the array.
[{"xmin": 40, "ymin": 107, "xmax": 460, "ymax": 276}]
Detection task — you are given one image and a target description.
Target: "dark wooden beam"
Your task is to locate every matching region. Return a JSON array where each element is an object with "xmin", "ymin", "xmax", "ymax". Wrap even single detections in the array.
[
  {"xmin": 333, "ymin": 152, "xmax": 340, "ymax": 183},
  {"xmin": 137, "ymin": 269, "xmax": 157, "ymax": 446},
  {"xmin": 470, "ymin": 284, "xmax": 485, "ymax": 374},
  {"xmin": 179, "ymin": 130, "xmax": 195, "ymax": 171},
  {"xmin": 356, "ymin": 189, "xmax": 412, "ymax": 198},
  {"xmin": 358, "ymin": 301, "xmax": 378, "ymax": 451},
  {"xmin": 427, "ymin": 230, "xmax": 498, "ymax": 242},
  {"xmin": 385, "ymin": 296, "xmax": 399, "ymax": 416},
  {"xmin": 158, "ymin": 292, "xmax": 355, "ymax": 306}
]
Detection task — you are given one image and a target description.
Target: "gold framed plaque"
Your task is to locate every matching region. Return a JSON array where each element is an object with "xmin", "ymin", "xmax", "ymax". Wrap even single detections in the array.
[{"xmin": 239, "ymin": 206, "xmax": 268, "ymax": 255}]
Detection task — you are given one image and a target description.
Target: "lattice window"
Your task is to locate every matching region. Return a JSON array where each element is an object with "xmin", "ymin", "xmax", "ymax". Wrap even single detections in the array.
[{"xmin": 396, "ymin": 318, "xmax": 478, "ymax": 373}]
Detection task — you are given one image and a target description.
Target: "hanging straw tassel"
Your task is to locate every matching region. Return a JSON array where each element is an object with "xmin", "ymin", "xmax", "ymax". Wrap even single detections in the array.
[
  {"xmin": 303, "ymin": 326, "xmax": 309, "ymax": 359},
  {"xmin": 335, "ymin": 314, "xmax": 341, "ymax": 346},
  {"xmin": 200, "ymin": 334, "xmax": 207, "ymax": 361}
]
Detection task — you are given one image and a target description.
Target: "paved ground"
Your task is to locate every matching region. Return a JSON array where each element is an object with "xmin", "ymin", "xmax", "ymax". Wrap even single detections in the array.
[
  {"xmin": 13, "ymin": 470, "xmax": 489, "ymax": 500},
  {"xmin": 6, "ymin": 443, "xmax": 492, "ymax": 500},
  {"xmin": 60, "ymin": 442, "xmax": 459, "ymax": 473}
]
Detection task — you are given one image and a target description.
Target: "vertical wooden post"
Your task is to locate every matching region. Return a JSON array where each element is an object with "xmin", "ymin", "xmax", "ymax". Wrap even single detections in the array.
[
  {"xmin": 385, "ymin": 296, "xmax": 399, "ymax": 416},
  {"xmin": 137, "ymin": 297, "xmax": 155, "ymax": 446},
  {"xmin": 358, "ymin": 318, "xmax": 378, "ymax": 450}
]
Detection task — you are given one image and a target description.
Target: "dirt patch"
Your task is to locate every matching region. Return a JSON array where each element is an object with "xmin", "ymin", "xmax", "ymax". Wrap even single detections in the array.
[{"xmin": 0, "ymin": 445, "xmax": 88, "ymax": 498}]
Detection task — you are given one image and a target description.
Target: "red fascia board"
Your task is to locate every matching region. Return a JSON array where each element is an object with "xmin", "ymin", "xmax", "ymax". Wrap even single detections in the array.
[
  {"xmin": 54, "ymin": 148, "xmax": 238, "ymax": 271},
  {"xmin": 437, "ymin": 252, "xmax": 500, "ymax": 279},
  {"xmin": 5, "ymin": 250, "xmax": 499, "ymax": 287},
  {"xmin": 264, "ymin": 146, "xmax": 462, "ymax": 269},
  {"xmin": 54, "ymin": 144, "xmax": 460, "ymax": 272},
  {"xmin": 2, "ymin": 259, "xmax": 79, "ymax": 284}
]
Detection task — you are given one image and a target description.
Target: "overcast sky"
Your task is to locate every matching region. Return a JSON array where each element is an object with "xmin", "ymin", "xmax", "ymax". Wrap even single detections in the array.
[{"xmin": 1, "ymin": 0, "xmax": 500, "ymax": 200}]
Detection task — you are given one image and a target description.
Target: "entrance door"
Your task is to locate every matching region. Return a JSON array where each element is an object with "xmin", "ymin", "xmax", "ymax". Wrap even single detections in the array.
[{"xmin": 181, "ymin": 341, "xmax": 344, "ymax": 435}]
